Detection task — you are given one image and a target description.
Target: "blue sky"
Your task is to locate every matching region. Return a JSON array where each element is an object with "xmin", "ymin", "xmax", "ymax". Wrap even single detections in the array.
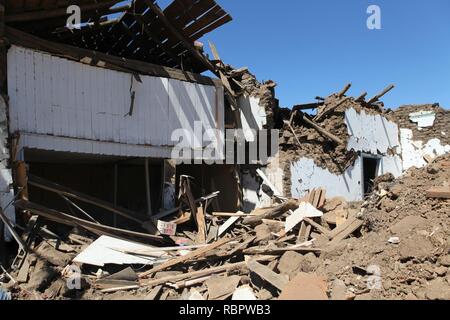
[{"xmin": 181, "ymin": 0, "xmax": 450, "ymax": 110}]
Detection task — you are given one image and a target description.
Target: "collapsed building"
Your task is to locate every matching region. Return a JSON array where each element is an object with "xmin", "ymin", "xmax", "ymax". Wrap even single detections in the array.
[
  {"xmin": 272, "ymin": 87, "xmax": 450, "ymax": 202},
  {"xmin": 0, "ymin": 0, "xmax": 449, "ymax": 301}
]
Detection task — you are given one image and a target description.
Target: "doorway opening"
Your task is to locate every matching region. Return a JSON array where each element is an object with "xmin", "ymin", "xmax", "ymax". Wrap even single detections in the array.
[{"xmin": 362, "ymin": 155, "xmax": 380, "ymax": 196}]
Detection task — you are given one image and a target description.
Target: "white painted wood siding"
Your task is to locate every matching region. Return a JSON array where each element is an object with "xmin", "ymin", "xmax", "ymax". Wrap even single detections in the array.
[{"xmin": 7, "ymin": 45, "xmax": 224, "ymax": 158}]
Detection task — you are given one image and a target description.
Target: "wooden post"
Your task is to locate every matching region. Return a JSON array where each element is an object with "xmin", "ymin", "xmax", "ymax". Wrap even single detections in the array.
[
  {"xmin": 337, "ymin": 83, "xmax": 352, "ymax": 97},
  {"xmin": 367, "ymin": 85, "xmax": 395, "ymax": 104},
  {"xmin": 16, "ymin": 161, "xmax": 28, "ymax": 200},
  {"xmin": 314, "ymin": 97, "xmax": 350, "ymax": 122},
  {"xmin": 145, "ymin": 158, "xmax": 152, "ymax": 217},
  {"xmin": 356, "ymin": 92, "xmax": 367, "ymax": 101},
  {"xmin": 113, "ymin": 163, "xmax": 118, "ymax": 227}
]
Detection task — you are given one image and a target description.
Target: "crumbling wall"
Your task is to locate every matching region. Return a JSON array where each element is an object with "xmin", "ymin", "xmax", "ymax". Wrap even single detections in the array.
[
  {"xmin": 288, "ymin": 107, "xmax": 403, "ymax": 201},
  {"xmin": 345, "ymin": 108, "xmax": 400, "ymax": 154},
  {"xmin": 0, "ymin": 96, "xmax": 15, "ymax": 242},
  {"xmin": 391, "ymin": 104, "xmax": 450, "ymax": 170},
  {"xmin": 391, "ymin": 104, "xmax": 449, "ymax": 145}
]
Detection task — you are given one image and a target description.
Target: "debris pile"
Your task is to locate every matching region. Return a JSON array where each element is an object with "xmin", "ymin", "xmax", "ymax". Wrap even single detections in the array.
[
  {"xmin": 1, "ymin": 155, "xmax": 448, "ymax": 300},
  {"xmin": 314, "ymin": 154, "xmax": 450, "ymax": 300}
]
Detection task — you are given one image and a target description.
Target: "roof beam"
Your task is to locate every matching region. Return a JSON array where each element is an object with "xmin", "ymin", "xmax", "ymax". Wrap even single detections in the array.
[
  {"xmin": 5, "ymin": 1, "xmax": 120, "ymax": 23},
  {"xmin": 143, "ymin": 0, "xmax": 217, "ymax": 75}
]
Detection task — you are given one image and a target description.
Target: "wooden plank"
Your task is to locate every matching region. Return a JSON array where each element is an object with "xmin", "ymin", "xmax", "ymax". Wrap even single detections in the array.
[
  {"xmin": 312, "ymin": 189, "xmax": 321, "ymax": 208},
  {"xmin": 247, "ymin": 260, "xmax": 288, "ymax": 291},
  {"xmin": 209, "ymin": 41, "xmax": 237, "ymax": 108},
  {"xmin": 318, "ymin": 189, "xmax": 327, "ymax": 209},
  {"xmin": 302, "ymin": 113, "xmax": 344, "ymax": 145},
  {"xmin": 195, "ymin": 206, "xmax": 207, "ymax": 244},
  {"xmin": 213, "ymin": 212, "xmax": 256, "ymax": 217},
  {"xmin": 314, "ymin": 97, "xmax": 350, "ymax": 122},
  {"xmin": 139, "ymin": 236, "xmax": 231, "ymax": 278},
  {"xmin": 243, "ymin": 246, "xmax": 321, "ymax": 256},
  {"xmin": 217, "ymin": 216, "xmax": 240, "ymax": 237},
  {"xmin": 303, "ymin": 217, "xmax": 331, "ymax": 238},
  {"xmin": 426, "ymin": 186, "xmax": 450, "ymax": 199},
  {"xmin": 143, "ymin": 261, "xmax": 247, "ymax": 289},
  {"xmin": 28, "ymin": 174, "xmax": 148, "ymax": 224},
  {"xmin": 328, "ymin": 215, "xmax": 363, "ymax": 245},
  {"xmin": 14, "ymin": 200, "xmax": 164, "ymax": 243},
  {"xmin": 242, "ymin": 200, "xmax": 298, "ymax": 226}
]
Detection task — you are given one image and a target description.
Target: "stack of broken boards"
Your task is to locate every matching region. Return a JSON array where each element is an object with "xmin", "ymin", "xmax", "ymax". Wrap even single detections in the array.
[{"xmin": 4, "ymin": 186, "xmax": 367, "ymax": 301}]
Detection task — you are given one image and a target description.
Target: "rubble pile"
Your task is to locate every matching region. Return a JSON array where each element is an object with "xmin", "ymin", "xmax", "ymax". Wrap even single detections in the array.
[
  {"xmin": 315, "ymin": 154, "xmax": 450, "ymax": 300},
  {"xmin": 1, "ymin": 155, "xmax": 448, "ymax": 300}
]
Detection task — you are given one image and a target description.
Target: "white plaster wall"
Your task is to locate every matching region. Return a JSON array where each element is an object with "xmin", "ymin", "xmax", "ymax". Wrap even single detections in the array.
[
  {"xmin": 7, "ymin": 45, "xmax": 224, "ymax": 158},
  {"xmin": 289, "ymin": 108, "xmax": 403, "ymax": 201},
  {"xmin": 290, "ymin": 155, "xmax": 403, "ymax": 201},
  {"xmin": 345, "ymin": 108, "xmax": 400, "ymax": 154},
  {"xmin": 290, "ymin": 157, "xmax": 363, "ymax": 201},
  {"xmin": 239, "ymin": 95, "xmax": 267, "ymax": 142},
  {"xmin": 400, "ymin": 128, "xmax": 450, "ymax": 170}
]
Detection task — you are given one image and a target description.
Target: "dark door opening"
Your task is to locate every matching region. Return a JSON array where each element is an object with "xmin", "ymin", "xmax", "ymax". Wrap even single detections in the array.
[{"xmin": 362, "ymin": 156, "xmax": 380, "ymax": 196}]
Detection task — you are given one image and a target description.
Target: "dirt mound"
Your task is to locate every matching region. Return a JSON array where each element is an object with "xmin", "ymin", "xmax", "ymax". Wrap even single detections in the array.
[{"xmin": 315, "ymin": 154, "xmax": 450, "ymax": 300}]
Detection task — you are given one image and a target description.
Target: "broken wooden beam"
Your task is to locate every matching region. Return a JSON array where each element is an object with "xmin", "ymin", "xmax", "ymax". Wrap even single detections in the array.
[
  {"xmin": 367, "ymin": 84, "xmax": 395, "ymax": 104},
  {"xmin": 292, "ymin": 102, "xmax": 324, "ymax": 111},
  {"xmin": 284, "ymin": 120, "xmax": 302, "ymax": 147},
  {"xmin": 143, "ymin": 261, "xmax": 248, "ymax": 289},
  {"xmin": 303, "ymin": 217, "xmax": 332, "ymax": 238},
  {"xmin": 337, "ymin": 83, "xmax": 352, "ymax": 97},
  {"xmin": 144, "ymin": 0, "xmax": 217, "ymax": 74},
  {"xmin": 242, "ymin": 200, "xmax": 298, "ymax": 226},
  {"xmin": 139, "ymin": 236, "xmax": 231, "ymax": 278},
  {"xmin": 356, "ymin": 92, "xmax": 368, "ymax": 101},
  {"xmin": 5, "ymin": 1, "xmax": 121, "ymax": 23},
  {"xmin": 209, "ymin": 41, "xmax": 238, "ymax": 108},
  {"xmin": 247, "ymin": 260, "xmax": 288, "ymax": 291},
  {"xmin": 243, "ymin": 246, "xmax": 321, "ymax": 255},
  {"xmin": 301, "ymin": 114, "xmax": 345, "ymax": 145},
  {"xmin": 328, "ymin": 215, "xmax": 364, "ymax": 246},
  {"xmin": 314, "ymin": 97, "xmax": 350, "ymax": 122},
  {"xmin": 14, "ymin": 200, "xmax": 164, "ymax": 243},
  {"xmin": 28, "ymin": 174, "xmax": 148, "ymax": 224},
  {"xmin": 256, "ymin": 169, "xmax": 283, "ymax": 197}
]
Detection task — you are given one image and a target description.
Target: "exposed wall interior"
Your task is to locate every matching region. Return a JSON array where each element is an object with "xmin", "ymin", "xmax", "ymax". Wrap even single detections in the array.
[
  {"xmin": 176, "ymin": 164, "xmax": 239, "ymax": 213},
  {"xmin": 24, "ymin": 149, "xmax": 164, "ymax": 229},
  {"xmin": 0, "ymin": 96, "xmax": 15, "ymax": 241},
  {"xmin": 288, "ymin": 108, "xmax": 403, "ymax": 201}
]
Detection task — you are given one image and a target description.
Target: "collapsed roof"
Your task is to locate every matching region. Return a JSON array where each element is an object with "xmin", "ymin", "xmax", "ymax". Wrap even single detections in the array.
[{"xmin": 4, "ymin": 0, "xmax": 232, "ymax": 73}]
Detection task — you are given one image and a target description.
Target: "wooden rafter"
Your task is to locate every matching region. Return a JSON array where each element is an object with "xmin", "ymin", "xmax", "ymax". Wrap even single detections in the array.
[{"xmin": 6, "ymin": 1, "xmax": 121, "ymax": 23}]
